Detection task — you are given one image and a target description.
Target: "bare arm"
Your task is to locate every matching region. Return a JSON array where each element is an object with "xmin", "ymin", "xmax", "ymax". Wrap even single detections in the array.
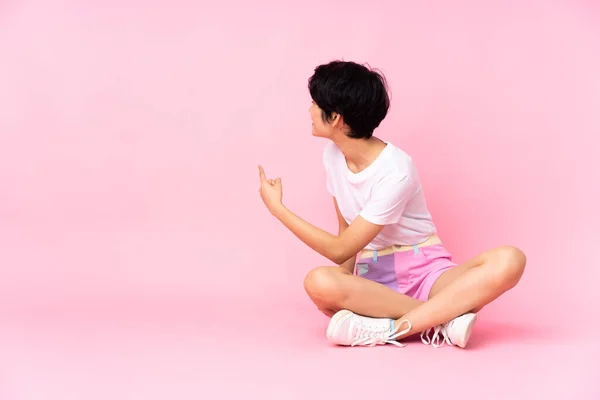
[
  {"xmin": 271, "ymin": 203, "xmax": 383, "ymax": 265},
  {"xmin": 333, "ymin": 197, "xmax": 357, "ymax": 273},
  {"xmin": 258, "ymin": 165, "xmax": 384, "ymax": 265}
]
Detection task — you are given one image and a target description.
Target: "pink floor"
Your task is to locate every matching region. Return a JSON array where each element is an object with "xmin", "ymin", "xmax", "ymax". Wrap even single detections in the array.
[{"xmin": 1, "ymin": 296, "xmax": 598, "ymax": 400}]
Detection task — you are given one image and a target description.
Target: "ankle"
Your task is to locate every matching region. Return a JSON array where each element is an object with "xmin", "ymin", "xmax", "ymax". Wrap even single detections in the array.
[{"xmin": 393, "ymin": 319, "xmax": 413, "ymax": 338}]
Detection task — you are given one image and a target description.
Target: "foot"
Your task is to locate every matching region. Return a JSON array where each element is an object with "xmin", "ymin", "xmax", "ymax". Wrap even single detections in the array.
[
  {"xmin": 420, "ymin": 313, "xmax": 477, "ymax": 348},
  {"xmin": 326, "ymin": 310, "xmax": 412, "ymax": 347}
]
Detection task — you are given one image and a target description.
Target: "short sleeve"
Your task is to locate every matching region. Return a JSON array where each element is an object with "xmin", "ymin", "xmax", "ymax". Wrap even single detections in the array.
[
  {"xmin": 359, "ymin": 174, "xmax": 413, "ymax": 225},
  {"xmin": 323, "ymin": 144, "xmax": 335, "ymax": 196}
]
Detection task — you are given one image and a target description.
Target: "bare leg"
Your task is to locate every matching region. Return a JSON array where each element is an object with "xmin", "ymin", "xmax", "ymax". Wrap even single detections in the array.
[
  {"xmin": 394, "ymin": 246, "xmax": 526, "ymax": 336},
  {"xmin": 305, "ymin": 245, "xmax": 525, "ymax": 345},
  {"xmin": 304, "ymin": 251, "xmax": 491, "ymax": 320},
  {"xmin": 304, "ymin": 266, "xmax": 423, "ymax": 319},
  {"xmin": 317, "ymin": 307, "xmax": 336, "ymax": 318}
]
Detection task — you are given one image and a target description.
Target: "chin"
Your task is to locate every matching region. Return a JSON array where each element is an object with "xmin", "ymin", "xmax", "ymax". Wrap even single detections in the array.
[{"xmin": 311, "ymin": 128, "xmax": 324, "ymax": 138}]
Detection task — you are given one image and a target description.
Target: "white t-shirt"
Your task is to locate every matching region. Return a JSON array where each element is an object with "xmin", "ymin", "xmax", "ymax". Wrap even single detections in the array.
[{"xmin": 323, "ymin": 141, "xmax": 437, "ymax": 250}]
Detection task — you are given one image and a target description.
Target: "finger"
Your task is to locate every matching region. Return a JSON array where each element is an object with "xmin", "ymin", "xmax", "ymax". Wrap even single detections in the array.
[
  {"xmin": 269, "ymin": 179, "xmax": 274, "ymax": 185},
  {"xmin": 275, "ymin": 178, "xmax": 281, "ymax": 186},
  {"xmin": 258, "ymin": 165, "xmax": 266, "ymax": 181}
]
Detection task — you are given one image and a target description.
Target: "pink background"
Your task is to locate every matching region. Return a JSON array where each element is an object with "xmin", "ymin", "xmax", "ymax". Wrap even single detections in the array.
[{"xmin": 1, "ymin": 1, "xmax": 599, "ymax": 399}]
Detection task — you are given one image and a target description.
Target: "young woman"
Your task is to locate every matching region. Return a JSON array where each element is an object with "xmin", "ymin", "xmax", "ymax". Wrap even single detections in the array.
[{"xmin": 258, "ymin": 61, "xmax": 526, "ymax": 348}]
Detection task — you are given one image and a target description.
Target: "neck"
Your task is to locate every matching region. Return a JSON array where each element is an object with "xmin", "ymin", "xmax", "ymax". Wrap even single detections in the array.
[{"xmin": 332, "ymin": 134, "xmax": 387, "ymax": 173}]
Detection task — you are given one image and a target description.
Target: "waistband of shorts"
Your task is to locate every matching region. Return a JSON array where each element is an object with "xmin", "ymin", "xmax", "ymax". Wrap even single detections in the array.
[{"xmin": 359, "ymin": 234, "xmax": 442, "ymax": 260}]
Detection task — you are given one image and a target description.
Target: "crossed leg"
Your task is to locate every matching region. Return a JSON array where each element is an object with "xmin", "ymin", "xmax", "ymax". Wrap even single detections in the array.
[{"xmin": 304, "ymin": 246, "xmax": 526, "ymax": 339}]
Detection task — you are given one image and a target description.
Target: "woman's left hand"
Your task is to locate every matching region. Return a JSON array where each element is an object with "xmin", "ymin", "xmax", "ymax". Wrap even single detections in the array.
[{"xmin": 258, "ymin": 165, "xmax": 284, "ymax": 215}]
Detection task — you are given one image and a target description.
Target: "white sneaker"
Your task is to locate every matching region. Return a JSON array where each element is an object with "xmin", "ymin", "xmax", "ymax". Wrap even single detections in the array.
[
  {"xmin": 326, "ymin": 310, "xmax": 412, "ymax": 347},
  {"xmin": 420, "ymin": 313, "xmax": 477, "ymax": 348}
]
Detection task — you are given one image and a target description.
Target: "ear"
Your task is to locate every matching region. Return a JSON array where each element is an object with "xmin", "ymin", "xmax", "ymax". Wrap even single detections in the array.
[{"xmin": 329, "ymin": 112, "xmax": 343, "ymax": 127}]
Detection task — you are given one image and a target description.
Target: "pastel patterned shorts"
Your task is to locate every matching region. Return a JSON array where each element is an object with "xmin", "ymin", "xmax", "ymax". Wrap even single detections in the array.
[{"xmin": 355, "ymin": 244, "xmax": 457, "ymax": 301}]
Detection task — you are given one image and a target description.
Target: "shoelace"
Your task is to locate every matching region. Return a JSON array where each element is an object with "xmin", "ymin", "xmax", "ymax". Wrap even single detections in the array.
[
  {"xmin": 351, "ymin": 319, "xmax": 412, "ymax": 347},
  {"xmin": 420, "ymin": 323, "xmax": 452, "ymax": 348}
]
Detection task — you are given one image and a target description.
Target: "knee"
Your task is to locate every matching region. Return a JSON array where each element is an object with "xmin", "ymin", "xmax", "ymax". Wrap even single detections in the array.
[
  {"xmin": 493, "ymin": 246, "xmax": 526, "ymax": 288},
  {"xmin": 304, "ymin": 266, "xmax": 348, "ymax": 307}
]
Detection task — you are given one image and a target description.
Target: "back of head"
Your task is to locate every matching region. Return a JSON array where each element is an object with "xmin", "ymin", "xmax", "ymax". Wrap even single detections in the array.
[{"xmin": 308, "ymin": 61, "xmax": 390, "ymax": 139}]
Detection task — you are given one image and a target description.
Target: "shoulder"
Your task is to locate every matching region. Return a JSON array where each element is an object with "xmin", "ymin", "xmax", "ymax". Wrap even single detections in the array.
[
  {"xmin": 380, "ymin": 142, "xmax": 418, "ymax": 180},
  {"xmin": 370, "ymin": 143, "xmax": 420, "ymax": 195},
  {"xmin": 323, "ymin": 141, "xmax": 340, "ymax": 159},
  {"xmin": 322, "ymin": 141, "xmax": 341, "ymax": 166}
]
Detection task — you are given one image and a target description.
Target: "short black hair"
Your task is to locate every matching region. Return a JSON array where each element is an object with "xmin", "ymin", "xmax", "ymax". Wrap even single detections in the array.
[{"xmin": 308, "ymin": 60, "xmax": 390, "ymax": 139}]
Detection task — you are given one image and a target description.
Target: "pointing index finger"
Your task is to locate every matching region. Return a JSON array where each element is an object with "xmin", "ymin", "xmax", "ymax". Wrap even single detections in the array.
[{"xmin": 258, "ymin": 165, "xmax": 266, "ymax": 181}]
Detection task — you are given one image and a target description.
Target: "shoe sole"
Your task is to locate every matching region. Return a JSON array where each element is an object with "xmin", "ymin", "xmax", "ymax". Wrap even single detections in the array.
[
  {"xmin": 454, "ymin": 313, "xmax": 477, "ymax": 348},
  {"xmin": 326, "ymin": 310, "xmax": 353, "ymax": 342}
]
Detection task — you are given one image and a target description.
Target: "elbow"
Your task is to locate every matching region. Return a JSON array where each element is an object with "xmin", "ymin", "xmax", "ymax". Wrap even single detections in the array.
[
  {"xmin": 329, "ymin": 237, "xmax": 355, "ymax": 265},
  {"xmin": 330, "ymin": 249, "xmax": 349, "ymax": 266},
  {"xmin": 331, "ymin": 256, "xmax": 345, "ymax": 265}
]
